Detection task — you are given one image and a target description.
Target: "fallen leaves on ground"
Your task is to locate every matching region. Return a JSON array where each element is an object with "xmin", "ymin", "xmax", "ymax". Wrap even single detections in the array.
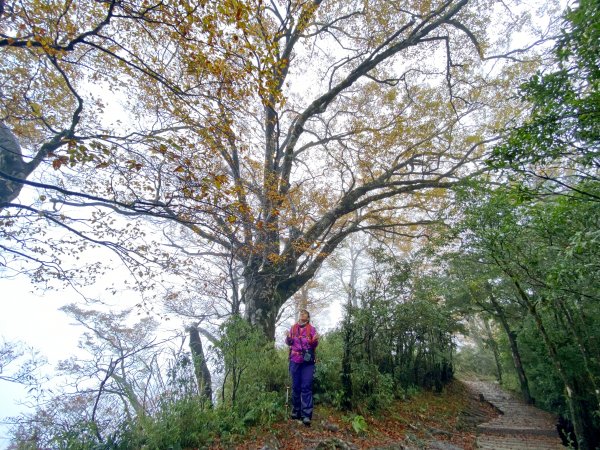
[{"xmin": 209, "ymin": 380, "xmax": 498, "ymax": 449}]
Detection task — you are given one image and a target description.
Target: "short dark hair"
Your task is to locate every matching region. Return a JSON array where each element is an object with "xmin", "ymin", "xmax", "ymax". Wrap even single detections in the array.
[{"xmin": 299, "ymin": 309, "xmax": 310, "ymax": 320}]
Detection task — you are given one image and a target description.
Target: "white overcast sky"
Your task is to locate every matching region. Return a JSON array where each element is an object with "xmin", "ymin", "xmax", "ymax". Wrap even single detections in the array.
[{"xmin": 0, "ymin": 276, "xmax": 80, "ymax": 446}]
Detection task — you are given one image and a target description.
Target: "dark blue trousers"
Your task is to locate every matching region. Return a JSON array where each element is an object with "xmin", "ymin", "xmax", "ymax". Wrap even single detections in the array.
[{"xmin": 289, "ymin": 361, "xmax": 315, "ymax": 419}]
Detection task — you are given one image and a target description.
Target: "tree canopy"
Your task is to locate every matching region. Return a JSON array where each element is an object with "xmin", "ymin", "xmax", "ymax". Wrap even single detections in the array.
[
  {"xmin": 492, "ymin": 0, "xmax": 600, "ymax": 197},
  {"xmin": 0, "ymin": 0, "xmax": 556, "ymax": 338}
]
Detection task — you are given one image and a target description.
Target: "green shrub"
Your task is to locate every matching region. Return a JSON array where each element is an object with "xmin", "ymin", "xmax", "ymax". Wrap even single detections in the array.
[
  {"xmin": 351, "ymin": 415, "xmax": 368, "ymax": 434},
  {"xmin": 117, "ymin": 397, "xmax": 220, "ymax": 449},
  {"xmin": 351, "ymin": 361, "xmax": 394, "ymax": 411},
  {"xmin": 313, "ymin": 330, "xmax": 344, "ymax": 407},
  {"xmin": 114, "ymin": 317, "xmax": 289, "ymax": 449},
  {"xmin": 216, "ymin": 316, "xmax": 288, "ymax": 425}
]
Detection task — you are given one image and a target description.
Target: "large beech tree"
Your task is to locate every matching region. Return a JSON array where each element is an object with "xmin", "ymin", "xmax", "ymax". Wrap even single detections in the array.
[{"xmin": 1, "ymin": 0, "xmax": 555, "ymax": 338}]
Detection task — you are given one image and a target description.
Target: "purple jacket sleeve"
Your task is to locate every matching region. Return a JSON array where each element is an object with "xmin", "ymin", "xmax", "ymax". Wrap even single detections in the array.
[
  {"xmin": 285, "ymin": 325, "xmax": 294, "ymax": 346},
  {"xmin": 285, "ymin": 325, "xmax": 318, "ymax": 349}
]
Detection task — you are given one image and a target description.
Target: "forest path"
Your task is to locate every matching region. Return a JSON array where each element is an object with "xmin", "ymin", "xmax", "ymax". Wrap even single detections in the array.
[{"xmin": 462, "ymin": 380, "xmax": 564, "ymax": 450}]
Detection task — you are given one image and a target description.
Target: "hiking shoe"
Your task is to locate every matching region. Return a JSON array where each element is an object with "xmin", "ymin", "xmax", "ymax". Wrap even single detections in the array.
[
  {"xmin": 290, "ymin": 413, "xmax": 301, "ymax": 421},
  {"xmin": 302, "ymin": 417, "xmax": 311, "ymax": 426}
]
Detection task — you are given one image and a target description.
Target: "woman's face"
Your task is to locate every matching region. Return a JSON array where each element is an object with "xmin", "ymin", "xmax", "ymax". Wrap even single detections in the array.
[{"xmin": 299, "ymin": 311, "xmax": 309, "ymax": 322}]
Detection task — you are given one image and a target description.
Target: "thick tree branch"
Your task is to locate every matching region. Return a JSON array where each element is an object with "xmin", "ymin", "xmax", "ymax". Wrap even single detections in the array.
[{"xmin": 277, "ymin": 0, "xmax": 470, "ymax": 197}]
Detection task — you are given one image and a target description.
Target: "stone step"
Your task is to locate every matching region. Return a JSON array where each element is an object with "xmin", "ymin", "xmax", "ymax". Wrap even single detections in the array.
[
  {"xmin": 461, "ymin": 380, "xmax": 565, "ymax": 450},
  {"xmin": 477, "ymin": 434, "xmax": 564, "ymax": 450},
  {"xmin": 477, "ymin": 425, "xmax": 559, "ymax": 437}
]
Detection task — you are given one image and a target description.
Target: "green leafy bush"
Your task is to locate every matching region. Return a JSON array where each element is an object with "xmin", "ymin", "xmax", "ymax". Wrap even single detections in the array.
[
  {"xmin": 216, "ymin": 316, "xmax": 288, "ymax": 425},
  {"xmin": 313, "ymin": 330, "xmax": 344, "ymax": 407},
  {"xmin": 351, "ymin": 415, "xmax": 368, "ymax": 434}
]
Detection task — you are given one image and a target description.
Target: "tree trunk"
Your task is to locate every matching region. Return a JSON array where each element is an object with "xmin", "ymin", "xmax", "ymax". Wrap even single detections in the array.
[
  {"xmin": 0, "ymin": 122, "xmax": 70, "ymax": 208},
  {"xmin": 188, "ymin": 325, "xmax": 213, "ymax": 407},
  {"xmin": 511, "ymin": 278, "xmax": 596, "ymax": 449},
  {"xmin": 486, "ymin": 291, "xmax": 532, "ymax": 403},
  {"xmin": 340, "ymin": 308, "xmax": 353, "ymax": 411},
  {"xmin": 346, "ymin": 239, "xmax": 364, "ymax": 308},
  {"xmin": 297, "ymin": 283, "xmax": 310, "ymax": 311},
  {"xmin": 555, "ymin": 297, "xmax": 600, "ymax": 409},
  {"xmin": 243, "ymin": 271, "xmax": 285, "ymax": 340},
  {"xmin": 506, "ymin": 328, "xmax": 533, "ymax": 403},
  {"xmin": 0, "ymin": 122, "xmax": 26, "ymax": 206},
  {"xmin": 482, "ymin": 318, "xmax": 503, "ymax": 384}
]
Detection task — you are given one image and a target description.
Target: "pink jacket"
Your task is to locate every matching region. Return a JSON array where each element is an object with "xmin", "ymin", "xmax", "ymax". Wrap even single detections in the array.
[{"xmin": 286, "ymin": 323, "xmax": 319, "ymax": 363}]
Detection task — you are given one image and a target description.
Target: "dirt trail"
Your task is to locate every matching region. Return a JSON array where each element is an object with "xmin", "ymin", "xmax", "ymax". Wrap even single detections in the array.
[
  {"xmin": 462, "ymin": 380, "xmax": 564, "ymax": 450},
  {"xmin": 222, "ymin": 379, "xmax": 566, "ymax": 449}
]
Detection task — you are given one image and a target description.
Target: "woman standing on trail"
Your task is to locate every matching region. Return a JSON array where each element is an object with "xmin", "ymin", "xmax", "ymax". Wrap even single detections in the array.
[{"xmin": 285, "ymin": 309, "xmax": 319, "ymax": 426}]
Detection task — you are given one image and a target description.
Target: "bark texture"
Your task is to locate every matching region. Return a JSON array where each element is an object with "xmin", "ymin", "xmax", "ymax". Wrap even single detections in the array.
[
  {"xmin": 0, "ymin": 122, "xmax": 26, "ymax": 206},
  {"xmin": 189, "ymin": 325, "xmax": 213, "ymax": 407}
]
